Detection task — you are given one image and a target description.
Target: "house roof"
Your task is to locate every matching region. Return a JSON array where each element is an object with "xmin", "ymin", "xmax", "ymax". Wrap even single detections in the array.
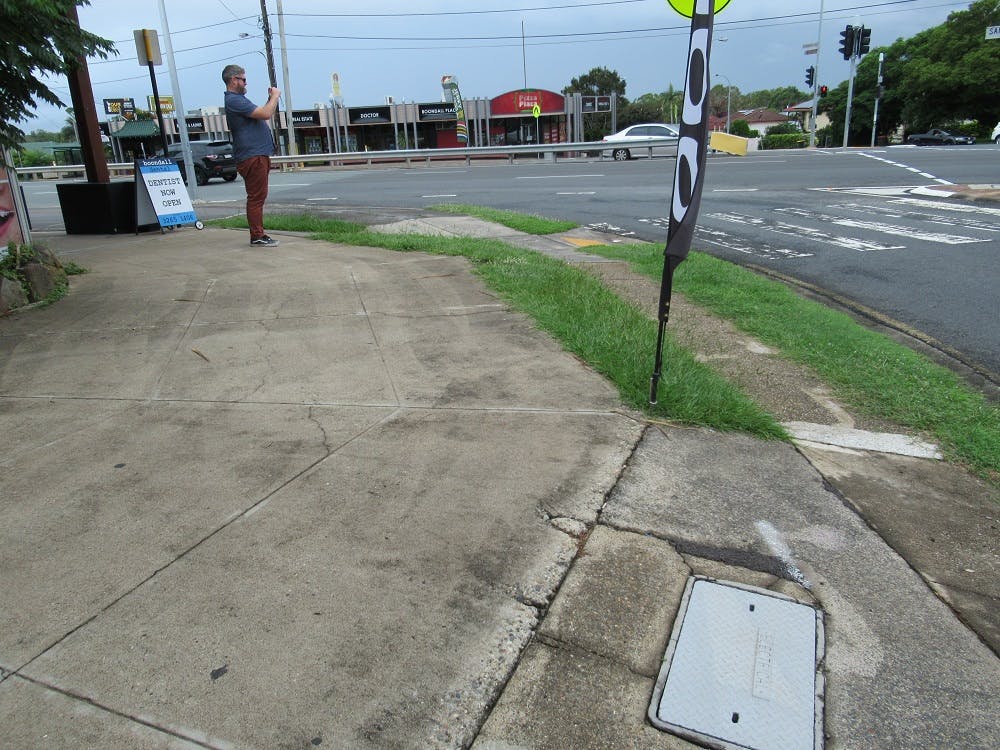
[
  {"xmin": 783, "ymin": 100, "xmax": 815, "ymax": 113},
  {"xmin": 113, "ymin": 120, "xmax": 160, "ymax": 138},
  {"xmin": 735, "ymin": 108, "xmax": 792, "ymax": 124}
]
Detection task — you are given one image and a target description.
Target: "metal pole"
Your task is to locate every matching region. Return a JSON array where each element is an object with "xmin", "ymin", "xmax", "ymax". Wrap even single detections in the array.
[
  {"xmin": 147, "ymin": 61, "xmax": 170, "ymax": 155},
  {"xmin": 259, "ymin": 0, "xmax": 284, "ymax": 155},
  {"xmin": 521, "ymin": 21, "xmax": 528, "ymax": 90},
  {"xmin": 157, "ymin": 2, "xmax": 197, "ymax": 200},
  {"xmin": 871, "ymin": 51, "xmax": 884, "ymax": 147},
  {"xmin": 843, "ymin": 39, "xmax": 857, "ymax": 148},
  {"xmin": 275, "ymin": 0, "xmax": 296, "ymax": 155},
  {"xmin": 809, "ymin": 0, "xmax": 825, "ymax": 148}
]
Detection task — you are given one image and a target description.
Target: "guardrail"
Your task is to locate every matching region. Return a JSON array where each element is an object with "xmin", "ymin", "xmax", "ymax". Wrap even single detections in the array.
[{"xmin": 12, "ymin": 137, "xmax": 679, "ymax": 179}]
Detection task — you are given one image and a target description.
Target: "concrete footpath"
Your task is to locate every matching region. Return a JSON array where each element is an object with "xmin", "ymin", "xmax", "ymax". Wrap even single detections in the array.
[{"xmin": 1, "ymin": 220, "xmax": 998, "ymax": 749}]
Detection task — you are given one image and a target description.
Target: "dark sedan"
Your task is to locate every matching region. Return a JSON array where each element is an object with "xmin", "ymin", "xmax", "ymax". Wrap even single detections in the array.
[{"xmin": 906, "ymin": 128, "xmax": 975, "ymax": 145}]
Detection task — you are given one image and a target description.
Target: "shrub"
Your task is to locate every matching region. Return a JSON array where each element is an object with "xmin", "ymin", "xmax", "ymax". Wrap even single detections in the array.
[{"xmin": 761, "ymin": 133, "xmax": 807, "ymax": 150}]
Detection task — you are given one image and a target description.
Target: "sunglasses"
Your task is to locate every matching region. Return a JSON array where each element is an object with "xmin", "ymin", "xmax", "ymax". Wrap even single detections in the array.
[{"xmin": 233, "ymin": 76, "xmax": 246, "ymax": 82}]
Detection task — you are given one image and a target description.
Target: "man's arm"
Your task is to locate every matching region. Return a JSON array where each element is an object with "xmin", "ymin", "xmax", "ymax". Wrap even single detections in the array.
[{"xmin": 250, "ymin": 87, "xmax": 281, "ymax": 120}]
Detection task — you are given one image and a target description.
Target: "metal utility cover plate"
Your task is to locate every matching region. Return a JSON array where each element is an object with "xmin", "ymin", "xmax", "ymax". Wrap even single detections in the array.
[{"xmin": 648, "ymin": 577, "xmax": 824, "ymax": 750}]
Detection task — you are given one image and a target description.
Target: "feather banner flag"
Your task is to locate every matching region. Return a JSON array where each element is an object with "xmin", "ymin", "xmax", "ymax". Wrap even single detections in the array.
[
  {"xmin": 441, "ymin": 75, "xmax": 469, "ymax": 144},
  {"xmin": 650, "ymin": 0, "xmax": 719, "ymax": 404}
]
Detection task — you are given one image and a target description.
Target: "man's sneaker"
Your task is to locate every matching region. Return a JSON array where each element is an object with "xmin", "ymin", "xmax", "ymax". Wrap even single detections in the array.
[{"xmin": 250, "ymin": 235, "xmax": 279, "ymax": 247}]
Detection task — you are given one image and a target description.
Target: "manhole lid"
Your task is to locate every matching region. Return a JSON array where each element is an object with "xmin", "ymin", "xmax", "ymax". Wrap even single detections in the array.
[{"xmin": 648, "ymin": 577, "xmax": 824, "ymax": 750}]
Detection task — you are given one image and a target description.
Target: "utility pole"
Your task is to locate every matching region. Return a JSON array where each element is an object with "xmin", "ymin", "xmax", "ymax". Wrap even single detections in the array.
[
  {"xmin": 259, "ymin": 0, "xmax": 284, "ymax": 155},
  {"xmin": 808, "ymin": 0, "xmax": 825, "ymax": 148},
  {"xmin": 276, "ymin": 0, "xmax": 296, "ymax": 156}
]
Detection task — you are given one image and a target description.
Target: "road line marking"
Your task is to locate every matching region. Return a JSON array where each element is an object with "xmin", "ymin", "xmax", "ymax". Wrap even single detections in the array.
[
  {"xmin": 710, "ymin": 212, "xmax": 904, "ymax": 252},
  {"xmin": 307, "ymin": 197, "xmax": 338, "ymax": 201},
  {"xmin": 830, "ymin": 202, "xmax": 1000, "ymax": 232},
  {"xmin": 516, "ymin": 174, "xmax": 604, "ymax": 179},
  {"xmin": 696, "ymin": 226, "xmax": 813, "ymax": 260},
  {"xmin": 774, "ymin": 206, "xmax": 988, "ymax": 244},
  {"xmin": 713, "ymin": 188, "xmax": 758, "ymax": 192},
  {"xmin": 857, "ymin": 151, "xmax": 954, "ymax": 185},
  {"xmin": 556, "ymin": 191, "xmax": 596, "ymax": 195},
  {"xmin": 889, "ymin": 196, "xmax": 1000, "ymax": 216},
  {"xmin": 421, "ymin": 194, "xmax": 457, "ymax": 198}
]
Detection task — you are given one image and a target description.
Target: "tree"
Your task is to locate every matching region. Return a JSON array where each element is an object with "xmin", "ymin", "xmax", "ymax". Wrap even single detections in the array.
[
  {"xmin": 820, "ymin": 0, "xmax": 1000, "ymax": 144},
  {"xmin": 0, "ymin": 1, "xmax": 115, "ymax": 153},
  {"xmin": 563, "ymin": 67, "xmax": 629, "ymax": 140}
]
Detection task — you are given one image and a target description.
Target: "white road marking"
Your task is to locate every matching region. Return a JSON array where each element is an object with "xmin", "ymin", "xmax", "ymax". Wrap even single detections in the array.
[
  {"xmin": 710, "ymin": 212, "xmax": 904, "ymax": 252},
  {"xmin": 774, "ymin": 206, "xmax": 988, "ymax": 245},
  {"xmin": 307, "ymin": 197, "xmax": 338, "ymax": 201},
  {"xmin": 421, "ymin": 194, "xmax": 457, "ymax": 198},
  {"xmin": 556, "ymin": 191, "xmax": 596, "ymax": 195},
  {"xmin": 890, "ymin": 196, "xmax": 1000, "ymax": 217},
  {"xmin": 713, "ymin": 188, "xmax": 758, "ymax": 192},
  {"xmin": 857, "ymin": 151, "xmax": 954, "ymax": 185},
  {"xmin": 830, "ymin": 202, "xmax": 1000, "ymax": 233},
  {"xmin": 696, "ymin": 226, "xmax": 813, "ymax": 259},
  {"xmin": 516, "ymin": 174, "xmax": 604, "ymax": 179}
]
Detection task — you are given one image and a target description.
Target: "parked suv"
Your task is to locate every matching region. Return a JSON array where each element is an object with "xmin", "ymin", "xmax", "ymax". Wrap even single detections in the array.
[
  {"xmin": 992, "ymin": 122, "xmax": 1000, "ymax": 144},
  {"xmin": 165, "ymin": 141, "xmax": 237, "ymax": 185}
]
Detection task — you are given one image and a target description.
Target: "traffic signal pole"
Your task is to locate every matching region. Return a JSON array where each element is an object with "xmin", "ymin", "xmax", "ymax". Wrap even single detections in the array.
[
  {"xmin": 843, "ymin": 52, "xmax": 857, "ymax": 148},
  {"xmin": 808, "ymin": 0, "xmax": 825, "ymax": 148}
]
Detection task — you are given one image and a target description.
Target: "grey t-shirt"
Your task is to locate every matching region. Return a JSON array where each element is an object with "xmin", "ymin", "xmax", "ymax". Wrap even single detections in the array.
[{"xmin": 224, "ymin": 91, "xmax": 274, "ymax": 163}]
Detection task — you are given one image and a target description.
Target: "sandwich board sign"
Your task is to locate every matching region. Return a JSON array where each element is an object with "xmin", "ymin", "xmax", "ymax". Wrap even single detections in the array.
[{"xmin": 134, "ymin": 156, "xmax": 202, "ymax": 231}]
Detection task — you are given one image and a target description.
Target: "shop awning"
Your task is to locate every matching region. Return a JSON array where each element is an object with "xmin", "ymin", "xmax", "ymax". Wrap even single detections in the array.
[{"xmin": 113, "ymin": 120, "xmax": 160, "ymax": 138}]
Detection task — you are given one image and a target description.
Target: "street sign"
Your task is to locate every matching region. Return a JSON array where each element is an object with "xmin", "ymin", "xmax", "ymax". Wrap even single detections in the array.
[
  {"xmin": 987, "ymin": 25, "xmax": 1000, "ymax": 40},
  {"xmin": 133, "ymin": 29, "xmax": 162, "ymax": 66},
  {"xmin": 135, "ymin": 157, "xmax": 198, "ymax": 229},
  {"xmin": 532, "ymin": 104, "xmax": 541, "ymax": 119}
]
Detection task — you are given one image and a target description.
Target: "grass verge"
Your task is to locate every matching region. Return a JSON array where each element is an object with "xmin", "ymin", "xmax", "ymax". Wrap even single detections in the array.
[
  {"xmin": 209, "ymin": 213, "xmax": 784, "ymax": 438},
  {"xmin": 430, "ymin": 203, "xmax": 578, "ymax": 235},
  {"xmin": 588, "ymin": 241, "xmax": 999, "ymax": 482}
]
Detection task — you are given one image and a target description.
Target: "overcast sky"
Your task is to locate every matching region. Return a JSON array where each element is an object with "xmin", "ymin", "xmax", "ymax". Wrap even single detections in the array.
[{"xmin": 29, "ymin": 0, "xmax": 967, "ymax": 132}]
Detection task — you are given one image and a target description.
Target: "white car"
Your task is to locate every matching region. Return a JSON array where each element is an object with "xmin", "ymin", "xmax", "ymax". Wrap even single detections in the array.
[
  {"xmin": 992, "ymin": 121, "xmax": 1000, "ymax": 144},
  {"xmin": 601, "ymin": 123, "xmax": 679, "ymax": 160}
]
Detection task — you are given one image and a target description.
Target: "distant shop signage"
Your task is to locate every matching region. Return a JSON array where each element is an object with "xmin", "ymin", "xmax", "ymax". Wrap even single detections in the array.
[
  {"xmin": 490, "ymin": 89, "xmax": 564, "ymax": 118},
  {"xmin": 103, "ymin": 98, "xmax": 136, "ymax": 120},
  {"xmin": 418, "ymin": 103, "xmax": 457, "ymax": 121},
  {"xmin": 292, "ymin": 110, "xmax": 321, "ymax": 126},
  {"xmin": 581, "ymin": 96, "xmax": 612, "ymax": 113},
  {"xmin": 147, "ymin": 95, "xmax": 175, "ymax": 113},
  {"xmin": 516, "ymin": 91, "xmax": 540, "ymax": 112},
  {"xmin": 183, "ymin": 116, "xmax": 205, "ymax": 133},
  {"xmin": 348, "ymin": 106, "xmax": 391, "ymax": 124}
]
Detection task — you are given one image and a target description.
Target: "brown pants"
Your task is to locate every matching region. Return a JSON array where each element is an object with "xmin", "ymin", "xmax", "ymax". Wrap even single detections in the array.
[{"xmin": 236, "ymin": 155, "xmax": 271, "ymax": 239}]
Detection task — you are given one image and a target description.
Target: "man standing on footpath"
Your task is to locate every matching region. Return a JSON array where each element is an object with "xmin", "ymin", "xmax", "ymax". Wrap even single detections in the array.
[{"xmin": 223, "ymin": 64, "xmax": 281, "ymax": 247}]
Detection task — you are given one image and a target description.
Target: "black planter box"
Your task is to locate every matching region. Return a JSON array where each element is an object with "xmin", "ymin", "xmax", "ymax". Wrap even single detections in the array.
[{"xmin": 57, "ymin": 181, "xmax": 138, "ymax": 234}]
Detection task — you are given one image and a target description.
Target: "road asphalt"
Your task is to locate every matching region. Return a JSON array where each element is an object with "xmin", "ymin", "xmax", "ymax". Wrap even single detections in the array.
[{"xmin": 1, "ymin": 209, "xmax": 997, "ymax": 750}]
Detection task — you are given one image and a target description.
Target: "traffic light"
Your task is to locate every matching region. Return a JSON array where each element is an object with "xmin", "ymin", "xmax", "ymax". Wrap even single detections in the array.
[
  {"xmin": 819, "ymin": 85, "xmax": 829, "ymax": 97},
  {"xmin": 805, "ymin": 66, "xmax": 815, "ymax": 88},
  {"xmin": 857, "ymin": 26, "xmax": 872, "ymax": 55},
  {"xmin": 839, "ymin": 25, "xmax": 855, "ymax": 60}
]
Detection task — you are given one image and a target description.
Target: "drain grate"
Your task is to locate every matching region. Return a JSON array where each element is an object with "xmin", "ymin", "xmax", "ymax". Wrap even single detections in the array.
[{"xmin": 648, "ymin": 577, "xmax": 824, "ymax": 750}]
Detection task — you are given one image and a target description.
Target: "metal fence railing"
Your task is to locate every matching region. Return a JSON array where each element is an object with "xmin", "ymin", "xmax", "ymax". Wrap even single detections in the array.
[{"xmin": 12, "ymin": 138, "xmax": 679, "ymax": 180}]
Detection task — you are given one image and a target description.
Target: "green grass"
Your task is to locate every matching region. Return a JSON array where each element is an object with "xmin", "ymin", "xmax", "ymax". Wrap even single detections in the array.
[
  {"xmin": 588, "ymin": 242, "xmax": 1000, "ymax": 481},
  {"xmin": 209, "ymin": 213, "xmax": 784, "ymax": 437},
  {"xmin": 430, "ymin": 203, "xmax": 578, "ymax": 235}
]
